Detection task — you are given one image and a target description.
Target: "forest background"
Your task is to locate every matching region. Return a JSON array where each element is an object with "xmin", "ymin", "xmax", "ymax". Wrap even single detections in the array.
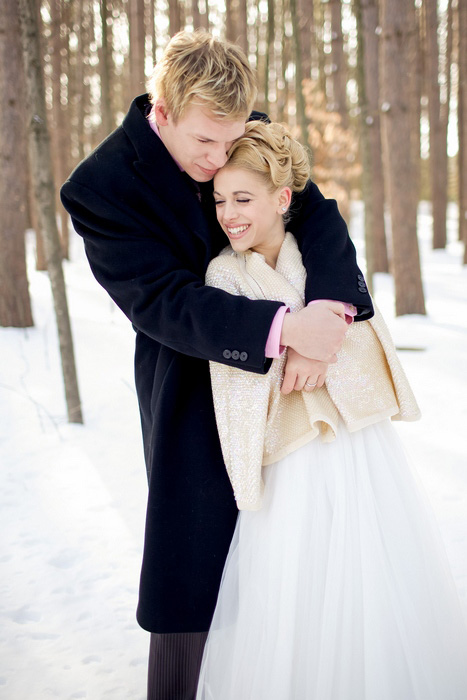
[
  {"xmin": 0, "ymin": 0, "xmax": 466, "ymax": 423},
  {"xmin": 1, "ymin": 5, "xmax": 467, "ymax": 694}
]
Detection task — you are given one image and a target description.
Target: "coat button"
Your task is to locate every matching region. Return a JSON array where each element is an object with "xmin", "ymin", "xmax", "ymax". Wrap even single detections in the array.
[
  {"xmin": 240, "ymin": 352, "xmax": 248, "ymax": 361},
  {"xmin": 223, "ymin": 349, "xmax": 232, "ymax": 359},
  {"xmin": 231, "ymin": 350, "xmax": 240, "ymax": 360},
  {"xmin": 358, "ymin": 274, "xmax": 365, "ymax": 281},
  {"xmin": 358, "ymin": 287, "xmax": 367, "ymax": 293}
]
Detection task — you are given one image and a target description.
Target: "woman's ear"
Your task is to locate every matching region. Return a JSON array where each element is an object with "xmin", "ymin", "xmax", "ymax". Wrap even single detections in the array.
[
  {"xmin": 154, "ymin": 98, "xmax": 169, "ymax": 126},
  {"xmin": 277, "ymin": 187, "xmax": 292, "ymax": 215}
]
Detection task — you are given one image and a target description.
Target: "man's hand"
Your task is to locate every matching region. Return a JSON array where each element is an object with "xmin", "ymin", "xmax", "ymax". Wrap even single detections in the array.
[
  {"xmin": 280, "ymin": 301, "xmax": 347, "ymax": 363},
  {"xmin": 281, "ymin": 348, "xmax": 328, "ymax": 395}
]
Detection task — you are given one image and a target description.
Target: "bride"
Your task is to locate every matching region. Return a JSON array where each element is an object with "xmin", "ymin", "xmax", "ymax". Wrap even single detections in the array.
[{"xmin": 196, "ymin": 120, "xmax": 467, "ymax": 699}]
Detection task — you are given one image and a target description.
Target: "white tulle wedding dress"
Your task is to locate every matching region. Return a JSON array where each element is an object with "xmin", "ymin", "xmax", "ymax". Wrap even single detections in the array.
[{"xmin": 196, "ymin": 419, "xmax": 467, "ymax": 700}]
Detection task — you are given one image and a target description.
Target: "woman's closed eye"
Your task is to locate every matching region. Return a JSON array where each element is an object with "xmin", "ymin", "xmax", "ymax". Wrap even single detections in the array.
[{"xmin": 213, "ymin": 198, "xmax": 252, "ymax": 206}]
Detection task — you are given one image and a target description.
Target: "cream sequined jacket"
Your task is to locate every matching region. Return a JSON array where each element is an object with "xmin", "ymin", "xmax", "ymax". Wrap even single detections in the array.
[{"xmin": 207, "ymin": 232, "xmax": 420, "ymax": 511}]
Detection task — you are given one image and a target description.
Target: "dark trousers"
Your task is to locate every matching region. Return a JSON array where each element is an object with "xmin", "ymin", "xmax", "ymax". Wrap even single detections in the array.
[{"xmin": 147, "ymin": 631, "xmax": 209, "ymax": 700}]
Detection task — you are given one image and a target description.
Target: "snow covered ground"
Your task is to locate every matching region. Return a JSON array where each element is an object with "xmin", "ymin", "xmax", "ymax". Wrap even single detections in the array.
[{"xmin": 1, "ymin": 202, "xmax": 466, "ymax": 699}]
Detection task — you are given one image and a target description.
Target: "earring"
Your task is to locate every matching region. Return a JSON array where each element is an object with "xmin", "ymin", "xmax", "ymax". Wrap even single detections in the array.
[{"xmin": 282, "ymin": 206, "xmax": 287, "ymax": 212}]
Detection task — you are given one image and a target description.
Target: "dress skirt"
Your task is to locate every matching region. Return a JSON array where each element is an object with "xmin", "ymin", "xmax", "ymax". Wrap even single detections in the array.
[{"xmin": 196, "ymin": 420, "xmax": 467, "ymax": 700}]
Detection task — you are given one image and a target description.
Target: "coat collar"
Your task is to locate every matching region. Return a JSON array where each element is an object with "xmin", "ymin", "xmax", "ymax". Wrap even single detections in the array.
[
  {"xmin": 122, "ymin": 94, "xmax": 221, "ymax": 260},
  {"xmin": 122, "ymin": 94, "xmax": 189, "ymax": 189}
]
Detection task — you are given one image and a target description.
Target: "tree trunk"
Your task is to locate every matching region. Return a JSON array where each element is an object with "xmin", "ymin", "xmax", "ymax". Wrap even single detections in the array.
[
  {"xmin": 380, "ymin": 0, "xmax": 426, "ymax": 315},
  {"xmin": 255, "ymin": 0, "xmax": 265, "ymax": 111},
  {"xmin": 263, "ymin": 0, "xmax": 275, "ymax": 112},
  {"xmin": 356, "ymin": 0, "xmax": 388, "ymax": 279},
  {"xmin": 237, "ymin": 0, "xmax": 248, "ymax": 56},
  {"xmin": 50, "ymin": 0, "xmax": 71, "ymax": 257},
  {"xmin": 71, "ymin": 0, "xmax": 91, "ymax": 162},
  {"xmin": 314, "ymin": 0, "xmax": 327, "ymax": 95},
  {"xmin": 290, "ymin": 0, "xmax": 309, "ymax": 144},
  {"xmin": 192, "ymin": 0, "xmax": 202, "ymax": 30},
  {"xmin": 329, "ymin": 0, "xmax": 348, "ymax": 126},
  {"xmin": 28, "ymin": 166, "xmax": 47, "ymax": 271},
  {"xmin": 278, "ymin": 10, "xmax": 290, "ymax": 124},
  {"xmin": 225, "ymin": 0, "xmax": 236, "ymax": 43},
  {"xmin": 225, "ymin": 0, "xmax": 247, "ymax": 51},
  {"xmin": 411, "ymin": 5, "xmax": 423, "ymax": 221},
  {"xmin": 297, "ymin": 0, "xmax": 312, "ymax": 80},
  {"xmin": 18, "ymin": 0, "xmax": 83, "ymax": 423},
  {"xmin": 148, "ymin": 0, "xmax": 156, "ymax": 62},
  {"xmin": 99, "ymin": 0, "xmax": 113, "ymax": 139},
  {"xmin": 425, "ymin": 0, "xmax": 448, "ymax": 248},
  {"xmin": 355, "ymin": 0, "xmax": 374, "ymax": 289},
  {"xmin": 197, "ymin": 0, "xmax": 210, "ymax": 31},
  {"xmin": 0, "ymin": 0, "xmax": 33, "ymax": 328},
  {"xmin": 32, "ymin": 0, "xmax": 49, "ymax": 270},
  {"xmin": 129, "ymin": 0, "xmax": 146, "ymax": 100},
  {"xmin": 459, "ymin": 0, "xmax": 467, "ymax": 261},
  {"xmin": 168, "ymin": 0, "xmax": 182, "ymax": 35}
]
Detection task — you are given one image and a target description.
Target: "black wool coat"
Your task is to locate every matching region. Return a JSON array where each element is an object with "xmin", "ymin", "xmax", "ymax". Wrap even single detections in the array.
[{"xmin": 61, "ymin": 95, "xmax": 373, "ymax": 633}]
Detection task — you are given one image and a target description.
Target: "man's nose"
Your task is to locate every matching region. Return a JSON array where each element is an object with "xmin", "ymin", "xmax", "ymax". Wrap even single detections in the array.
[{"xmin": 207, "ymin": 144, "xmax": 228, "ymax": 168}]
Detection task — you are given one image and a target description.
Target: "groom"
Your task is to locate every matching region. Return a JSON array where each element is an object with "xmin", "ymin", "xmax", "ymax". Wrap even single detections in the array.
[{"xmin": 61, "ymin": 31, "xmax": 372, "ymax": 699}]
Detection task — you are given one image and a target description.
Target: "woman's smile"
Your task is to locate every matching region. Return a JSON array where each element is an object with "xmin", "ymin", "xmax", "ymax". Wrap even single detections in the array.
[{"xmin": 226, "ymin": 224, "xmax": 250, "ymax": 238}]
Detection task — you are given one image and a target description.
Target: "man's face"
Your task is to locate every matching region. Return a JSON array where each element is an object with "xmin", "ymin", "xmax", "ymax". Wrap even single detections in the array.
[{"xmin": 154, "ymin": 100, "xmax": 246, "ymax": 182}]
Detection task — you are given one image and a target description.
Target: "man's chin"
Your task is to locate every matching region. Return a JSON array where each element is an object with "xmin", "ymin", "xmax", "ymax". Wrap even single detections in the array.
[{"xmin": 192, "ymin": 165, "xmax": 218, "ymax": 182}]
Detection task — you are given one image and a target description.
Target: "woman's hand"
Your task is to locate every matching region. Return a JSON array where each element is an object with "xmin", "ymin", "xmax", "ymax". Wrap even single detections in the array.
[{"xmin": 281, "ymin": 348, "xmax": 328, "ymax": 395}]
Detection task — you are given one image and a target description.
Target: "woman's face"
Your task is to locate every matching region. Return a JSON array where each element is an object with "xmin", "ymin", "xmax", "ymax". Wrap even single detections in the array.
[{"xmin": 213, "ymin": 166, "xmax": 290, "ymax": 267}]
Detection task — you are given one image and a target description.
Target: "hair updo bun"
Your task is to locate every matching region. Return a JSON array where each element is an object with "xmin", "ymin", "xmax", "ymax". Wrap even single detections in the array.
[{"xmin": 224, "ymin": 120, "xmax": 310, "ymax": 193}]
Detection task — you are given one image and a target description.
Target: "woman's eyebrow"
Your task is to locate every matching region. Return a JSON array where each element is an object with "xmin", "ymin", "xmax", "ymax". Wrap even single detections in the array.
[{"xmin": 213, "ymin": 190, "xmax": 255, "ymax": 196}]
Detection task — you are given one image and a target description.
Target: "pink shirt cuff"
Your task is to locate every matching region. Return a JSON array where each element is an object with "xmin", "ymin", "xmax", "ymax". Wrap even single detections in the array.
[
  {"xmin": 265, "ymin": 305, "xmax": 289, "ymax": 358},
  {"xmin": 308, "ymin": 299, "xmax": 357, "ymax": 325},
  {"xmin": 266, "ymin": 300, "xmax": 356, "ymax": 358}
]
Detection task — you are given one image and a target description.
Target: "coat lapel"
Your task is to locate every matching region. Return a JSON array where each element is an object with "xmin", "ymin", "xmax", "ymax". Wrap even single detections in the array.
[{"xmin": 122, "ymin": 95, "xmax": 215, "ymax": 264}]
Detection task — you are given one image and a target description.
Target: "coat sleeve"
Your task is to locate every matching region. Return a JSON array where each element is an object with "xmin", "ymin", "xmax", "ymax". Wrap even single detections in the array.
[
  {"xmin": 287, "ymin": 181, "xmax": 374, "ymax": 320},
  {"xmin": 60, "ymin": 179, "xmax": 282, "ymax": 373}
]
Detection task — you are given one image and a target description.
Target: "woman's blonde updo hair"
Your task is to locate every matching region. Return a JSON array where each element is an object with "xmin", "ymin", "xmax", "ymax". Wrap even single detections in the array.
[{"xmin": 224, "ymin": 120, "xmax": 311, "ymax": 194}]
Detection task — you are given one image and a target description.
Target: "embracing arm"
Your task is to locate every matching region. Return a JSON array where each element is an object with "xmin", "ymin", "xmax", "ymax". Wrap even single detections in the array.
[
  {"xmin": 61, "ymin": 180, "xmax": 281, "ymax": 373},
  {"xmin": 287, "ymin": 181, "xmax": 374, "ymax": 320}
]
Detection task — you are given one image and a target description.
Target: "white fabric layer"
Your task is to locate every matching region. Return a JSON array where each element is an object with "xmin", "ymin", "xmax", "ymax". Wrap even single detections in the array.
[{"xmin": 197, "ymin": 420, "xmax": 467, "ymax": 700}]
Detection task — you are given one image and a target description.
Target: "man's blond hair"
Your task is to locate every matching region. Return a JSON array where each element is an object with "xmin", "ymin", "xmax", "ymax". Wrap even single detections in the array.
[{"xmin": 147, "ymin": 31, "xmax": 257, "ymax": 122}]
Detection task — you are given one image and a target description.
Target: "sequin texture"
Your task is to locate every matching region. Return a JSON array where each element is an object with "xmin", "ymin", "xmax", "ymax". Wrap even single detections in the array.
[{"xmin": 207, "ymin": 233, "xmax": 420, "ymax": 510}]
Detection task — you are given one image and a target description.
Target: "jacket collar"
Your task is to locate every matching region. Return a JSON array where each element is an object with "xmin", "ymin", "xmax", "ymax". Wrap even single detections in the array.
[
  {"xmin": 122, "ymin": 94, "xmax": 186, "ymax": 186},
  {"xmin": 122, "ymin": 94, "xmax": 221, "ymax": 263}
]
